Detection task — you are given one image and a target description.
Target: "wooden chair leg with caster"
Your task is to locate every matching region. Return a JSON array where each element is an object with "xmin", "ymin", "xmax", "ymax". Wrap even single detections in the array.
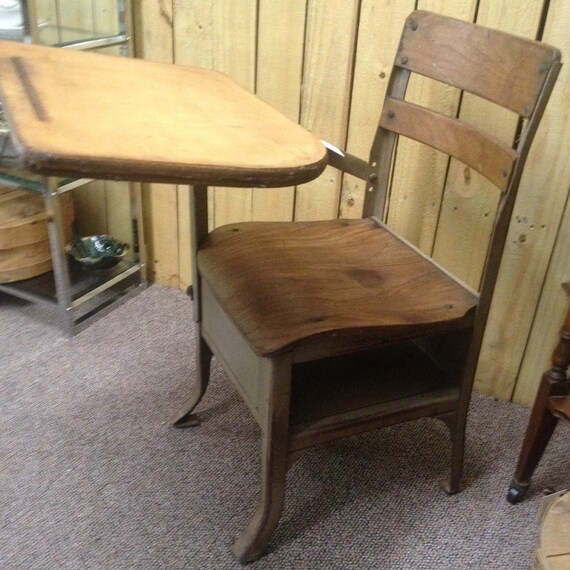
[{"xmin": 507, "ymin": 282, "xmax": 570, "ymax": 504}]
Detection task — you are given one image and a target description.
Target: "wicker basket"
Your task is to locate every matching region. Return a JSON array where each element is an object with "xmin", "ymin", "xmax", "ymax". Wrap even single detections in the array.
[{"xmin": 0, "ymin": 186, "xmax": 75, "ymax": 283}]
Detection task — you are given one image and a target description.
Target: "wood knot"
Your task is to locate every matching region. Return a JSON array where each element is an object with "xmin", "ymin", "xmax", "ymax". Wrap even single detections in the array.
[{"xmin": 305, "ymin": 316, "xmax": 326, "ymax": 324}]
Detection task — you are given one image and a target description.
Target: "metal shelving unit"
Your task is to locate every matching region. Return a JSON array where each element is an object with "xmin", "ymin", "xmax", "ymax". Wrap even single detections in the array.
[{"xmin": 0, "ymin": 0, "xmax": 146, "ymax": 335}]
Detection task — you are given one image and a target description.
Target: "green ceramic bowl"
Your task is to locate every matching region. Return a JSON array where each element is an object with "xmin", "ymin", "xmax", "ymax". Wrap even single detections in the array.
[{"xmin": 65, "ymin": 235, "xmax": 129, "ymax": 270}]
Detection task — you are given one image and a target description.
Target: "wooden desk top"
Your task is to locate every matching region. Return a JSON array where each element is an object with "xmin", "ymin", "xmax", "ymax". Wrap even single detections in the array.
[{"xmin": 0, "ymin": 41, "xmax": 327, "ymax": 187}]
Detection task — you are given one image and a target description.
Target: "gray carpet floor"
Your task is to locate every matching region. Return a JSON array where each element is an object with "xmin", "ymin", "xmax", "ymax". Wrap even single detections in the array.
[{"xmin": 1, "ymin": 284, "xmax": 568, "ymax": 570}]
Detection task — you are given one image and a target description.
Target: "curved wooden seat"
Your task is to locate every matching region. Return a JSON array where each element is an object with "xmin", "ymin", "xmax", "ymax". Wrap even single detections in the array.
[{"xmin": 198, "ymin": 218, "xmax": 478, "ymax": 356}]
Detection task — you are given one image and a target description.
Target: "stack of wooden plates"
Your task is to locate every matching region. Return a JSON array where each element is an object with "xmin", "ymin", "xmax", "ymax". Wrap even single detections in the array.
[{"xmin": 0, "ymin": 185, "xmax": 74, "ymax": 283}]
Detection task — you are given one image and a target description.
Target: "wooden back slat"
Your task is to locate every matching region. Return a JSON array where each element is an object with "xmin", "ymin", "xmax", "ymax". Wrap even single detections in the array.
[
  {"xmin": 397, "ymin": 11, "xmax": 561, "ymax": 117},
  {"xmin": 380, "ymin": 97, "xmax": 517, "ymax": 191}
]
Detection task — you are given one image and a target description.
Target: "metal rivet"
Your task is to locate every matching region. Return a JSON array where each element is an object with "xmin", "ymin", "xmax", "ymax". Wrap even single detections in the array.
[
  {"xmin": 539, "ymin": 62, "xmax": 549, "ymax": 74},
  {"xmin": 410, "ymin": 20, "xmax": 418, "ymax": 31},
  {"xmin": 502, "ymin": 170, "xmax": 508, "ymax": 178},
  {"xmin": 523, "ymin": 105, "xmax": 530, "ymax": 116},
  {"xmin": 368, "ymin": 173, "xmax": 378, "ymax": 182},
  {"xmin": 388, "ymin": 110, "xmax": 395, "ymax": 119},
  {"xmin": 444, "ymin": 304, "xmax": 454, "ymax": 310},
  {"xmin": 401, "ymin": 56, "xmax": 409, "ymax": 65}
]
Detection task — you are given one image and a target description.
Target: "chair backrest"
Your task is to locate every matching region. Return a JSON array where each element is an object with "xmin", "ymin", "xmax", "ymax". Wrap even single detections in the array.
[{"xmin": 364, "ymin": 10, "xmax": 561, "ymax": 323}]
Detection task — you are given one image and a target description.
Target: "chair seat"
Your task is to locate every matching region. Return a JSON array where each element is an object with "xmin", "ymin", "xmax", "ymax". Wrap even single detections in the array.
[{"xmin": 198, "ymin": 218, "xmax": 478, "ymax": 356}]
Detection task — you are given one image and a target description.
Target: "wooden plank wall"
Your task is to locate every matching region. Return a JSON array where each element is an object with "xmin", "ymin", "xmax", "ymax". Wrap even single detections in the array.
[{"xmin": 38, "ymin": 1, "xmax": 568, "ymax": 407}]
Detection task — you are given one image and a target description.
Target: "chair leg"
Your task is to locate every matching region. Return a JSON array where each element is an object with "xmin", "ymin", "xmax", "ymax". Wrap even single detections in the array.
[
  {"xmin": 507, "ymin": 375, "xmax": 559, "ymax": 504},
  {"xmin": 439, "ymin": 410, "xmax": 465, "ymax": 495},
  {"xmin": 508, "ymin": 294, "xmax": 570, "ymax": 503},
  {"xmin": 170, "ymin": 328, "xmax": 213, "ymax": 427},
  {"xmin": 232, "ymin": 356, "xmax": 292, "ymax": 564}
]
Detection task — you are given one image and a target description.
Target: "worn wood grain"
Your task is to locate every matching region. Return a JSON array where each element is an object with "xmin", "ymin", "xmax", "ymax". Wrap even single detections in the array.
[
  {"xmin": 173, "ymin": 1, "xmax": 258, "ymax": 227},
  {"xmin": 94, "ymin": 0, "xmax": 132, "ymax": 247},
  {"xmin": 198, "ymin": 218, "xmax": 477, "ymax": 356},
  {"xmin": 534, "ymin": 493, "xmax": 570, "ymax": 569}
]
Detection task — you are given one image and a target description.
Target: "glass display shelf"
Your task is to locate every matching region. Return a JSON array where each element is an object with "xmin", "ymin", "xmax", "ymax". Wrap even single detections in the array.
[
  {"xmin": 0, "ymin": 167, "xmax": 92, "ymax": 195},
  {"xmin": 0, "ymin": 171, "xmax": 146, "ymax": 335},
  {"xmin": 0, "ymin": 260, "xmax": 143, "ymax": 331},
  {"xmin": 0, "ymin": 260, "xmax": 141, "ymax": 305},
  {"xmin": 0, "ymin": 0, "xmax": 145, "ymax": 335}
]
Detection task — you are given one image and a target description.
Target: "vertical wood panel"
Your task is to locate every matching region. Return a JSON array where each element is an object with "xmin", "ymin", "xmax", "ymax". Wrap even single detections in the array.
[
  {"xmin": 56, "ymin": 0, "xmax": 108, "ymax": 238},
  {"xmin": 174, "ymin": 1, "xmax": 257, "ymax": 229},
  {"xmin": 474, "ymin": 0, "xmax": 570, "ymax": 400},
  {"xmin": 33, "ymin": 0, "xmax": 60, "ymax": 45},
  {"xmin": 513, "ymin": 192, "xmax": 570, "ymax": 406},
  {"xmin": 172, "ymin": 0, "xmax": 257, "ymax": 286},
  {"xmin": 341, "ymin": 0, "xmax": 415, "ymax": 220},
  {"xmin": 385, "ymin": 0, "xmax": 477, "ymax": 251},
  {"xmin": 134, "ymin": 0, "xmax": 179, "ymax": 288},
  {"xmin": 93, "ymin": 0, "xmax": 133, "ymax": 251},
  {"xmin": 294, "ymin": 0, "xmax": 360, "ymax": 221},
  {"xmin": 171, "ymin": 1, "xmax": 211, "ymax": 289},
  {"xmin": 104, "ymin": 181, "xmax": 132, "ymax": 248},
  {"xmin": 431, "ymin": 0, "xmax": 544, "ymax": 290},
  {"xmin": 56, "ymin": 0, "xmax": 93, "ymax": 42},
  {"xmin": 92, "ymin": 0, "xmax": 123, "ymax": 56},
  {"xmin": 211, "ymin": 1, "xmax": 257, "ymax": 228},
  {"xmin": 252, "ymin": 0, "xmax": 307, "ymax": 222}
]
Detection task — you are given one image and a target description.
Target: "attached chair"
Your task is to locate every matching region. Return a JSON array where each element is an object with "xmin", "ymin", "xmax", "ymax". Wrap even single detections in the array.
[{"xmin": 171, "ymin": 11, "xmax": 561, "ymax": 562}]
